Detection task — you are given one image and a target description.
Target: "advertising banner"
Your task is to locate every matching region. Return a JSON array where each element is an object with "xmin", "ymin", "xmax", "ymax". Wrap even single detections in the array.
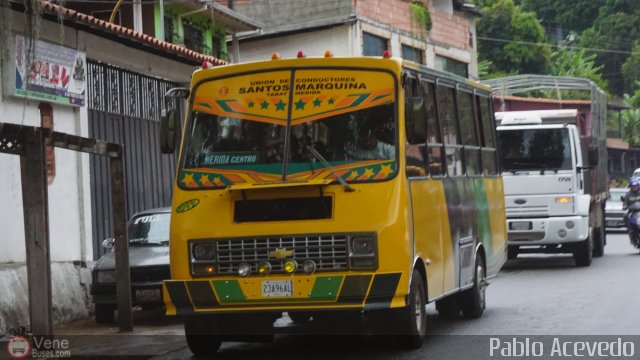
[{"xmin": 14, "ymin": 35, "xmax": 86, "ymax": 106}]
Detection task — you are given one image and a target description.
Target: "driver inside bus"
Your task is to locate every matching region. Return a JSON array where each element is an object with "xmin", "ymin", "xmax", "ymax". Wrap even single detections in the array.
[{"xmin": 347, "ymin": 125, "xmax": 395, "ymax": 160}]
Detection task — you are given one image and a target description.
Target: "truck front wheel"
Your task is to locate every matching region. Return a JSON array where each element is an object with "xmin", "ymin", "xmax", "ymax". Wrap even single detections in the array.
[{"xmin": 573, "ymin": 234, "xmax": 593, "ymax": 267}]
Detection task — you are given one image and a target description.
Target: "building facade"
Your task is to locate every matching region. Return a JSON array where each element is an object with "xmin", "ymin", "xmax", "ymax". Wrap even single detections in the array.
[{"xmin": 231, "ymin": 0, "xmax": 482, "ymax": 79}]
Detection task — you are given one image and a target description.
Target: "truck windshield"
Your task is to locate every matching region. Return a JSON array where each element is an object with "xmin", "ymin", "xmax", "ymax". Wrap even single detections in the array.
[{"xmin": 498, "ymin": 128, "xmax": 572, "ymax": 172}]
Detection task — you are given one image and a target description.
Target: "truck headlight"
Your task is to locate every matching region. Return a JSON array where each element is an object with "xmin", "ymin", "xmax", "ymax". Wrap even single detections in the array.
[{"xmin": 96, "ymin": 270, "xmax": 116, "ymax": 283}]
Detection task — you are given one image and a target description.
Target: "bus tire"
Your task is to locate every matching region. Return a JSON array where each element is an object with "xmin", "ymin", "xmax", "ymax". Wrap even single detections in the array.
[
  {"xmin": 94, "ymin": 304, "xmax": 115, "ymax": 324},
  {"xmin": 184, "ymin": 315, "xmax": 222, "ymax": 356},
  {"xmin": 573, "ymin": 235, "xmax": 593, "ymax": 267},
  {"xmin": 461, "ymin": 256, "xmax": 486, "ymax": 319},
  {"xmin": 395, "ymin": 271, "xmax": 427, "ymax": 349}
]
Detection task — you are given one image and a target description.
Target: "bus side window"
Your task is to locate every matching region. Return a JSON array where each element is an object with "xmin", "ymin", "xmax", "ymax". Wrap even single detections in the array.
[
  {"xmin": 405, "ymin": 76, "xmax": 427, "ymax": 177},
  {"xmin": 437, "ymin": 85, "xmax": 464, "ymax": 177},
  {"xmin": 458, "ymin": 91, "xmax": 481, "ymax": 176},
  {"xmin": 422, "ymin": 81, "xmax": 444, "ymax": 176},
  {"xmin": 478, "ymin": 96, "xmax": 498, "ymax": 175}
]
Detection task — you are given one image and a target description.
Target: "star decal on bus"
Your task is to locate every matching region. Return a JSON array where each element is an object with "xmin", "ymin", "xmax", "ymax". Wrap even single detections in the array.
[
  {"xmin": 275, "ymin": 100, "xmax": 287, "ymax": 111},
  {"xmin": 295, "ymin": 99, "xmax": 306, "ymax": 109},
  {"xmin": 181, "ymin": 172, "xmax": 197, "ymax": 187}
]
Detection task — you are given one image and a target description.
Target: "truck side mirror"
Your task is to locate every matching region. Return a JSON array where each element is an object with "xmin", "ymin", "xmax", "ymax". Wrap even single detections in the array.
[
  {"xmin": 588, "ymin": 145, "xmax": 599, "ymax": 166},
  {"xmin": 160, "ymin": 109, "xmax": 178, "ymax": 154}
]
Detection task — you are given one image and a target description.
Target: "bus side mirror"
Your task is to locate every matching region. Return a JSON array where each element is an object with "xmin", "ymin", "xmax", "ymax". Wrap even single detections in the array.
[
  {"xmin": 588, "ymin": 145, "xmax": 599, "ymax": 166},
  {"xmin": 160, "ymin": 109, "xmax": 178, "ymax": 154},
  {"xmin": 621, "ymin": 195, "xmax": 625, "ymax": 202}
]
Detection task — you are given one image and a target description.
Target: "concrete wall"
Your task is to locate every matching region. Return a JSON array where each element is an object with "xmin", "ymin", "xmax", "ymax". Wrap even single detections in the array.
[
  {"xmin": 239, "ymin": 25, "xmax": 354, "ymax": 62},
  {"xmin": 0, "ymin": 10, "xmax": 195, "ymax": 333}
]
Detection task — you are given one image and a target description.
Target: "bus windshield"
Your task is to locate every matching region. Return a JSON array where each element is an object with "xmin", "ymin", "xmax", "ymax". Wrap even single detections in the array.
[
  {"xmin": 498, "ymin": 128, "xmax": 572, "ymax": 172},
  {"xmin": 180, "ymin": 68, "xmax": 397, "ymax": 189}
]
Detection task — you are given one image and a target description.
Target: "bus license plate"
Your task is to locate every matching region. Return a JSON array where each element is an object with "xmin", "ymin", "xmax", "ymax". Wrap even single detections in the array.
[
  {"xmin": 510, "ymin": 221, "xmax": 532, "ymax": 231},
  {"xmin": 262, "ymin": 280, "xmax": 293, "ymax": 297}
]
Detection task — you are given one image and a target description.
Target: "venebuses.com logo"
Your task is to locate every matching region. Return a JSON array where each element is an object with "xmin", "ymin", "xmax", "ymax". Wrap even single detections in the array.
[
  {"xmin": 6, "ymin": 336, "xmax": 30, "ymax": 359},
  {"xmin": 5, "ymin": 335, "xmax": 71, "ymax": 359}
]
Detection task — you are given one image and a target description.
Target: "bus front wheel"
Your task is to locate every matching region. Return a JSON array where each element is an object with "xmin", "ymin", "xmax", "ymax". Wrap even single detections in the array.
[
  {"xmin": 395, "ymin": 271, "xmax": 427, "ymax": 348},
  {"xmin": 184, "ymin": 315, "xmax": 222, "ymax": 356}
]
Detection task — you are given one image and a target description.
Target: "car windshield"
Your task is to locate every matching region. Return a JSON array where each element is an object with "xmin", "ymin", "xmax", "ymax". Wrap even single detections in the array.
[
  {"xmin": 498, "ymin": 128, "xmax": 572, "ymax": 172},
  {"xmin": 129, "ymin": 213, "xmax": 170, "ymax": 246},
  {"xmin": 609, "ymin": 190, "xmax": 625, "ymax": 203}
]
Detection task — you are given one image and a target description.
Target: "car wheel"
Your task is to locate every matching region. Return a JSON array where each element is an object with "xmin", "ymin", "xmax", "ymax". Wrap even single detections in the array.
[
  {"xmin": 184, "ymin": 315, "xmax": 222, "ymax": 356},
  {"xmin": 94, "ymin": 304, "xmax": 115, "ymax": 324},
  {"xmin": 507, "ymin": 246, "xmax": 518, "ymax": 260}
]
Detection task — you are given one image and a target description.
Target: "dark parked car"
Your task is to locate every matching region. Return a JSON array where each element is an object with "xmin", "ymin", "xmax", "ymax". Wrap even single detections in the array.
[
  {"xmin": 605, "ymin": 188, "xmax": 627, "ymax": 230},
  {"xmin": 90, "ymin": 207, "xmax": 170, "ymax": 323}
]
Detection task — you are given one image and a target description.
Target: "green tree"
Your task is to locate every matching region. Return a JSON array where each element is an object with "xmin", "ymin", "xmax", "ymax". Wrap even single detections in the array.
[
  {"xmin": 578, "ymin": 2, "xmax": 640, "ymax": 96},
  {"xmin": 622, "ymin": 42, "xmax": 640, "ymax": 96},
  {"xmin": 621, "ymin": 83, "xmax": 640, "ymax": 146},
  {"xmin": 549, "ymin": 46, "xmax": 607, "ymax": 91},
  {"xmin": 520, "ymin": 0, "xmax": 601, "ymax": 35},
  {"xmin": 475, "ymin": 0, "xmax": 550, "ymax": 77}
]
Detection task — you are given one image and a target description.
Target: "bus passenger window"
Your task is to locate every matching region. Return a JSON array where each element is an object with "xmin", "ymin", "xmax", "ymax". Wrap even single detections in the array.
[
  {"xmin": 458, "ymin": 91, "xmax": 481, "ymax": 176},
  {"xmin": 423, "ymin": 81, "xmax": 444, "ymax": 176},
  {"xmin": 437, "ymin": 85, "xmax": 464, "ymax": 176}
]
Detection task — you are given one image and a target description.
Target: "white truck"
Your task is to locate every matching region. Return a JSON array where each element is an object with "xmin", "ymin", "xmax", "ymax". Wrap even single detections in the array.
[{"xmin": 486, "ymin": 75, "xmax": 608, "ymax": 266}]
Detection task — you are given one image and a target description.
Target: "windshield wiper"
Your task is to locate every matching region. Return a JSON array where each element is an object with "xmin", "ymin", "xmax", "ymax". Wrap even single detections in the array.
[{"xmin": 304, "ymin": 145, "xmax": 355, "ymax": 192}]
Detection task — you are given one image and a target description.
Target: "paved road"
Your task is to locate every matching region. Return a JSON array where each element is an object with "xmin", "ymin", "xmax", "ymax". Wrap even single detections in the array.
[{"xmin": 56, "ymin": 231, "xmax": 640, "ymax": 359}]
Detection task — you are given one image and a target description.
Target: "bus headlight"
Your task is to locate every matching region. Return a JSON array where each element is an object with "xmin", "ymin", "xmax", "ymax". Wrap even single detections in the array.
[
  {"xmin": 284, "ymin": 260, "xmax": 298, "ymax": 273},
  {"xmin": 237, "ymin": 263, "xmax": 251, "ymax": 277},
  {"xmin": 258, "ymin": 262, "xmax": 272, "ymax": 275},
  {"xmin": 193, "ymin": 243, "xmax": 216, "ymax": 260},
  {"xmin": 349, "ymin": 235, "xmax": 378, "ymax": 270},
  {"xmin": 302, "ymin": 260, "xmax": 316, "ymax": 274}
]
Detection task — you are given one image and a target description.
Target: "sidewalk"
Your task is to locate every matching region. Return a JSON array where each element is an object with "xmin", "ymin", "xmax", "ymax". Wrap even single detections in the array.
[{"xmin": 1, "ymin": 309, "xmax": 187, "ymax": 359}]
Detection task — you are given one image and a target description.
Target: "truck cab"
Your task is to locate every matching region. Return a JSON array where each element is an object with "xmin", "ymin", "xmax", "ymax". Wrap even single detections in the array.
[{"xmin": 496, "ymin": 110, "xmax": 596, "ymax": 266}]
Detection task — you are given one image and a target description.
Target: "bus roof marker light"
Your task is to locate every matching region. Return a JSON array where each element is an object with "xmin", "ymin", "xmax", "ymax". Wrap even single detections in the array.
[
  {"xmin": 271, "ymin": 52, "xmax": 281, "ymax": 60},
  {"xmin": 202, "ymin": 61, "xmax": 214, "ymax": 69},
  {"xmin": 297, "ymin": 51, "xmax": 305, "ymax": 58},
  {"xmin": 324, "ymin": 50, "xmax": 333, "ymax": 58},
  {"xmin": 382, "ymin": 50, "xmax": 391, "ymax": 58}
]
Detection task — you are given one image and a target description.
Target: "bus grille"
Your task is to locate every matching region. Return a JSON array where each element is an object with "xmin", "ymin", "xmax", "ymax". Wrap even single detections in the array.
[{"xmin": 215, "ymin": 234, "xmax": 349, "ymax": 275}]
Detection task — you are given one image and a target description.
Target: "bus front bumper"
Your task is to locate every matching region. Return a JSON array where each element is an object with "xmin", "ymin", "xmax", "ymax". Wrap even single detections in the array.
[{"xmin": 162, "ymin": 273, "xmax": 404, "ymax": 315}]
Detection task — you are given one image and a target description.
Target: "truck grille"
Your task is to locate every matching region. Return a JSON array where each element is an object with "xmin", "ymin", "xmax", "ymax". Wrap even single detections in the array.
[
  {"xmin": 506, "ymin": 205, "xmax": 549, "ymax": 218},
  {"xmin": 215, "ymin": 234, "xmax": 349, "ymax": 275}
]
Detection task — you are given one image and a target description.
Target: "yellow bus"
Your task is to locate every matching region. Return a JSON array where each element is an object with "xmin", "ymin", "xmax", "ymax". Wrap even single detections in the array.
[{"xmin": 160, "ymin": 53, "xmax": 507, "ymax": 355}]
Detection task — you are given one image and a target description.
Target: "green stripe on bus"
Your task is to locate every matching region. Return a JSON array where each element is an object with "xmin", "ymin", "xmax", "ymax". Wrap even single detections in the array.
[
  {"xmin": 310, "ymin": 276, "xmax": 343, "ymax": 300},
  {"xmin": 474, "ymin": 178, "xmax": 493, "ymax": 256},
  {"xmin": 213, "ymin": 280, "xmax": 246, "ymax": 303}
]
